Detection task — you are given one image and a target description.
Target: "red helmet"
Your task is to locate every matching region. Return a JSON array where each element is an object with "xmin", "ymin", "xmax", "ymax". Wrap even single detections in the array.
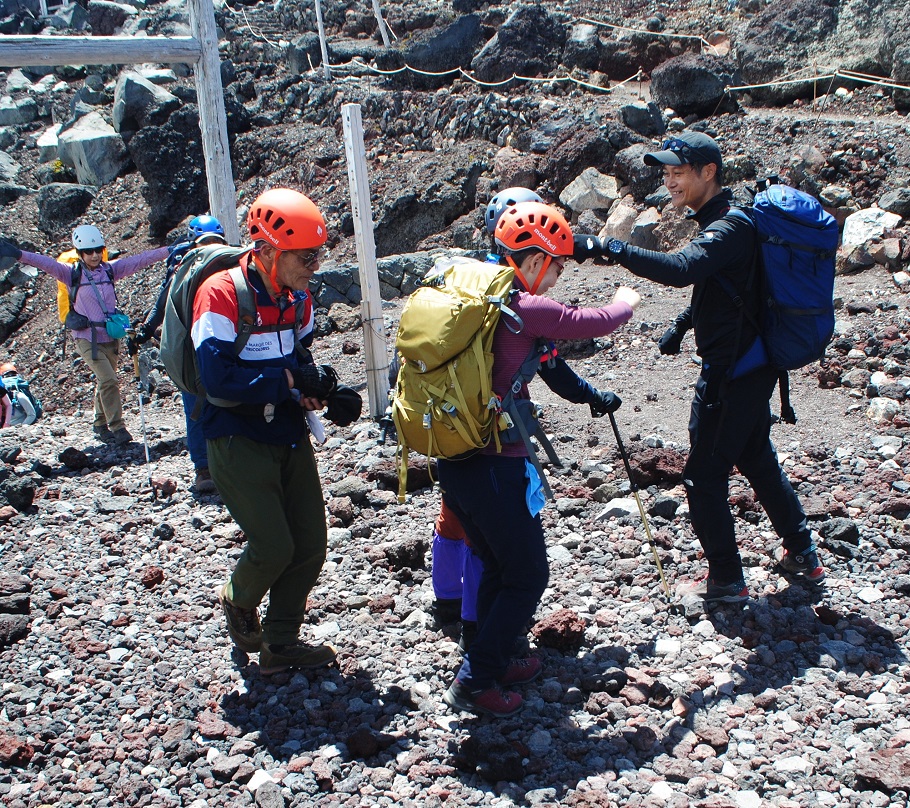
[
  {"xmin": 247, "ymin": 188, "xmax": 327, "ymax": 251},
  {"xmin": 494, "ymin": 202, "xmax": 573, "ymax": 258}
]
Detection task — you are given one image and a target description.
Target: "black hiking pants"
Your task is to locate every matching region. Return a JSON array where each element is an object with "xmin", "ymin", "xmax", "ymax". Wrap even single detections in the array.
[{"xmin": 683, "ymin": 364, "xmax": 813, "ymax": 584}]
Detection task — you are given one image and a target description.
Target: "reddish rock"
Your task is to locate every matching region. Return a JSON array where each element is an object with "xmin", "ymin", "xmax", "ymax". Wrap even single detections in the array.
[
  {"xmin": 369, "ymin": 594, "xmax": 395, "ymax": 614},
  {"xmin": 531, "ymin": 608, "xmax": 586, "ymax": 651},
  {"xmin": 0, "ymin": 505, "xmax": 16, "ymax": 522},
  {"xmin": 196, "ymin": 711, "xmax": 240, "ymax": 739},
  {"xmin": 326, "ymin": 496, "xmax": 354, "ymax": 525},
  {"xmin": 140, "ymin": 566, "xmax": 165, "ymax": 588},
  {"xmin": 0, "ymin": 732, "xmax": 34, "ymax": 766},
  {"xmin": 856, "ymin": 748, "xmax": 910, "ymax": 792},
  {"xmin": 630, "ymin": 447, "xmax": 686, "ymax": 486}
]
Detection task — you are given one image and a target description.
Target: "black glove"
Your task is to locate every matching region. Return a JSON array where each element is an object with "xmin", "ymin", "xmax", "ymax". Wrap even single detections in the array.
[
  {"xmin": 573, "ymin": 234, "xmax": 607, "ymax": 261},
  {"xmin": 0, "ymin": 239, "xmax": 22, "ymax": 260},
  {"xmin": 325, "ymin": 385, "xmax": 362, "ymax": 427},
  {"xmin": 658, "ymin": 325, "xmax": 685, "ymax": 355},
  {"xmin": 290, "ymin": 364, "xmax": 338, "ymax": 399},
  {"xmin": 126, "ymin": 337, "xmax": 139, "ymax": 356},
  {"xmin": 589, "ymin": 389, "xmax": 621, "ymax": 417},
  {"xmin": 133, "ymin": 324, "xmax": 153, "ymax": 346}
]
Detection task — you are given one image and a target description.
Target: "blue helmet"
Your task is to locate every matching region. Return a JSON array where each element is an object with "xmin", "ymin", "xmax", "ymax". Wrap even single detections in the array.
[
  {"xmin": 187, "ymin": 214, "xmax": 225, "ymax": 242},
  {"xmin": 485, "ymin": 187, "xmax": 543, "ymax": 234}
]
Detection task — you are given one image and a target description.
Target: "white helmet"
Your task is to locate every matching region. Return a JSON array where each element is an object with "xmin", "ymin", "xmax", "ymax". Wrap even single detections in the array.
[{"xmin": 72, "ymin": 225, "xmax": 105, "ymax": 250}]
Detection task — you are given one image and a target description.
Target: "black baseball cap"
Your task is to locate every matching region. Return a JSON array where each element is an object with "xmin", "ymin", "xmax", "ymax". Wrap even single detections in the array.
[{"xmin": 643, "ymin": 132, "xmax": 723, "ymax": 172}]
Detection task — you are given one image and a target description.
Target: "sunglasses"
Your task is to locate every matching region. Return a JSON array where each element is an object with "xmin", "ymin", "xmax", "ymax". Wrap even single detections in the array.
[
  {"xmin": 80, "ymin": 247, "xmax": 104, "ymax": 256},
  {"xmin": 661, "ymin": 138, "xmax": 714, "ymax": 165},
  {"xmin": 287, "ymin": 248, "xmax": 322, "ymax": 268}
]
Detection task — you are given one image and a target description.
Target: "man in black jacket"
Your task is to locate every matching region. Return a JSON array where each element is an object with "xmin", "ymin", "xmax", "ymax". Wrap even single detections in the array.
[{"xmin": 574, "ymin": 131, "xmax": 825, "ymax": 602}]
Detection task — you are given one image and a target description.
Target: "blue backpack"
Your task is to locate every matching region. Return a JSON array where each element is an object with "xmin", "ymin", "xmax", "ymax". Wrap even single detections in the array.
[{"xmin": 718, "ymin": 181, "xmax": 838, "ymax": 423}]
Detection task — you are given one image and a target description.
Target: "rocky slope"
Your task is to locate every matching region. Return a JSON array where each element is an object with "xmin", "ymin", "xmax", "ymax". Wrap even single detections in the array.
[{"xmin": 1, "ymin": 0, "xmax": 910, "ymax": 806}]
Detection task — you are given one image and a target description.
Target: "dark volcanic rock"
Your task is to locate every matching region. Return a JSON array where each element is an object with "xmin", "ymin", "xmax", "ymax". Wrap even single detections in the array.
[
  {"xmin": 650, "ymin": 53, "xmax": 741, "ymax": 116},
  {"xmin": 470, "ymin": 5, "xmax": 566, "ymax": 84}
]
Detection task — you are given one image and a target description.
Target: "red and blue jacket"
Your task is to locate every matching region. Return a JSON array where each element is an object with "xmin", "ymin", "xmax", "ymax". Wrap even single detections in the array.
[{"xmin": 191, "ymin": 254, "xmax": 316, "ymax": 446}]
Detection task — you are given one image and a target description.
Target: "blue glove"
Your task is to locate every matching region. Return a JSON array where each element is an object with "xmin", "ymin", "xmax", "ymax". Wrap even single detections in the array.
[{"xmin": 0, "ymin": 239, "xmax": 22, "ymax": 260}]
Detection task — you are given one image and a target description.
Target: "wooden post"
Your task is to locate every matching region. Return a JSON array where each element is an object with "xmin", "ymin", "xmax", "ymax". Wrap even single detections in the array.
[
  {"xmin": 313, "ymin": 0, "xmax": 332, "ymax": 81},
  {"xmin": 341, "ymin": 103, "xmax": 388, "ymax": 420},
  {"xmin": 371, "ymin": 0, "xmax": 391, "ymax": 48},
  {"xmin": 187, "ymin": 0, "xmax": 240, "ymax": 245}
]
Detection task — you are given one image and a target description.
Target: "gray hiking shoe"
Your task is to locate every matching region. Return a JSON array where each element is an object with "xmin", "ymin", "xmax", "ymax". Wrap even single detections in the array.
[
  {"xmin": 218, "ymin": 583, "xmax": 262, "ymax": 653},
  {"xmin": 259, "ymin": 641, "xmax": 337, "ymax": 675},
  {"xmin": 676, "ymin": 576, "xmax": 748, "ymax": 604},
  {"xmin": 776, "ymin": 545, "xmax": 826, "ymax": 584},
  {"xmin": 112, "ymin": 427, "xmax": 133, "ymax": 445},
  {"xmin": 93, "ymin": 424, "xmax": 115, "ymax": 443}
]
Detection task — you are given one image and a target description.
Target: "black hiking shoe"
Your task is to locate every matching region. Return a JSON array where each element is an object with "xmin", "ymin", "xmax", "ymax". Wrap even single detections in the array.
[
  {"xmin": 218, "ymin": 583, "xmax": 262, "ymax": 653},
  {"xmin": 193, "ymin": 467, "xmax": 218, "ymax": 494},
  {"xmin": 777, "ymin": 546, "xmax": 826, "ymax": 584},
  {"xmin": 432, "ymin": 598, "xmax": 462, "ymax": 625}
]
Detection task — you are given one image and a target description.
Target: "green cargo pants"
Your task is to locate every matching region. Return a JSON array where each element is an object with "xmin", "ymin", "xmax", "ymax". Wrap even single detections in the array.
[{"xmin": 208, "ymin": 434, "xmax": 327, "ymax": 646}]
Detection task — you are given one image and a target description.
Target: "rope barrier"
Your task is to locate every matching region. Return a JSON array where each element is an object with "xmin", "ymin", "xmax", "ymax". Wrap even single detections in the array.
[
  {"xmin": 576, "ymin": 17, "xmax": 720, "ymax": 56},
  {"xmin": 725, "ymin": 69, "xmax": 910, "ymax": 95},
  {"xmin": 221, "ymin": 7, "xmax": 910, "ymax": 99}
]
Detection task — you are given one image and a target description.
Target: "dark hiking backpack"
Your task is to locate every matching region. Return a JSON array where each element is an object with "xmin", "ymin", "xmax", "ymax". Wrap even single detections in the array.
[
  {"xmin": 159, "ymin": 244, "xmax": 310, "ymax": 416},
  {"xmin": 719, "ymin": 180, "xmax": 838, "ymax": 423}
]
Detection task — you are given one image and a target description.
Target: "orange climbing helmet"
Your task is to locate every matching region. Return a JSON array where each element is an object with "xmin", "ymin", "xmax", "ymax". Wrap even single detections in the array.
[
  {"xmin": 494, "ymin": 201, "xmax": 573, "ymax": 258},
  {"xmin": 247, "ymin": 188, "xmax": 327, "ymax": 251},
  {"xmin": 0, "ymin": 362, "xmax": 16, "ymax": 376}
]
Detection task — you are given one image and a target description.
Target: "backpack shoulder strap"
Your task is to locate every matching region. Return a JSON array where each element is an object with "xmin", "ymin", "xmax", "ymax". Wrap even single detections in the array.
[{"xmin": 228, "ymin": 265, "xmax": 256, "ymax": 356}]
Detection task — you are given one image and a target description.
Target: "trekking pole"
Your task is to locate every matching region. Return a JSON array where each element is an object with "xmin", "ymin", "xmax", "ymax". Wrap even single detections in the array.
[
  {"xmin": 127, "ymin": 330, "xmax": 156, "ymax": 500},
  {"xmin": 606, "ymin": 412, "xmax": 671, "ymax": 598}
]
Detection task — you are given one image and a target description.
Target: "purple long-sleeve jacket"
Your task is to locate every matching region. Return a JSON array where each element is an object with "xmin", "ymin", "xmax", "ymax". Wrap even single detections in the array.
[
  {"xmin": 19, "ymin": 247, "xmax": 168, "ymax": 344},
  {"xmin": 485, "ymin": 289, "xmax": 633, "ymax": 457}
]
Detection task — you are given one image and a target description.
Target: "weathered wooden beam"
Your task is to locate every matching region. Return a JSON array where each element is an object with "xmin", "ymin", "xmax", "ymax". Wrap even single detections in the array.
[
  {"xmin": 0, "ymin": 35, "xmax": 202, "ymax": 67},
  {"xmin": 342, "ymin": 103, "xmax": 389, "ymax": 419},
  {"xmin": 187, "ymin": 0, "xmax": 240, "ymax": 244}
]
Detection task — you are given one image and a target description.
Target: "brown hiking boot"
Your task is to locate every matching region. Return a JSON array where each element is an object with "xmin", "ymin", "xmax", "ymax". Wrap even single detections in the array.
[
  {"xmin": 259, "ymin": 642, "xmax": 337, "ymax": 675},
  {"xmin": 93, "ymin": 424, "xmax": 115, "ymax": 443},
  {"xmin": 193, "ymin": 467, "xmax": 218, "ymax": 494},
  {"xmin": 218, "ymin": 583, "xmax": 262, "ymax": 653},
  {"xmin": 112, "ymin": 427, "xmax": 133, "ymax": 445}
]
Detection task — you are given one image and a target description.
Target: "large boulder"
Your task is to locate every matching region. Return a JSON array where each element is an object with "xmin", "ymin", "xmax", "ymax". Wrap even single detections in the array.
[
  {"xmin": 56, "ymin": 111, "xmax": 130, "ymax": 186},
  {"xmin": 470, "ymin": 5, "xmax": 566, "ymax": 83},
  {"xmin": 388, "ymin": 15, "xmax": 485, "ymax": 89},
  {"xmin": 614, "ymin": 143, "xmax": 663, "ymax": 202},
  {"xmin": 87, "ymin": 0, "xmax": 138, "ymax": 36},
  {"xmin": 36, "ymin": 183, "xmax": 96, "ymax": 233},
  {"xmin": 736, "ymin": 0, "xmax": 838, "ymax": 103},
  {"xmin": 0, "ymin": 96, "xmax": 37, "ymax": 126},
  {"xmin": 0, "ymin": 152, "xmax": 20, "ymax": 183},
  {"xmin": 894, "ymin": 45, "xmax": 910, "ymax": 111},
  {"xmin": 650, "ymin": 53, "xmax": 740, "ymax": 117},
  {"xmin": 536, "ymin": 122, "xmax": 639, "ymax": 196},
  {"xmin": 127, "ymin": 106, "xmax": 208, "ymax": 237},
  {"xmin": 559, "ymin": 168, "xmax": 619, "ymax": 214},
  {"xmin": 561, "ymin": 22, "xmax": 602, "ymax": 72},
  {"xmin": 112, "ymin": 71, "xmax": 180, "ymax": 144}
]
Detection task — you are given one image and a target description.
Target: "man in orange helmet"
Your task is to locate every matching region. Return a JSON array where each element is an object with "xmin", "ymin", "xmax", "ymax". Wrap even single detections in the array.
[{"xmin": 193, "ymin": 188, "xmax": 361, "ymax": 675}]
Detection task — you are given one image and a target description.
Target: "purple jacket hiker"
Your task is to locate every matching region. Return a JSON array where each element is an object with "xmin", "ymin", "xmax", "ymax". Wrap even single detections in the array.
[{"xmin": 19, "ymin": 248, "xmax": 168, "ymax": 344}]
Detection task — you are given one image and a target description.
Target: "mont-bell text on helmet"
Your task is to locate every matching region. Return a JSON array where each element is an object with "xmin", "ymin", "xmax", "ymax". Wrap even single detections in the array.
[{"xmin": 534, "ymin": 227, "xmax": 557, "ymax": 253}]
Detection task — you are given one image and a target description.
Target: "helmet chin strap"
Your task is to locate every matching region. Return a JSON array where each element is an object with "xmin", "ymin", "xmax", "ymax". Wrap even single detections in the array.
[
  {"xmin": 506, "ymin": 254, "xmax": 549, "ymax": 295},
  {"xmin": 252, "ymin": 248, "xmax": 286, "ymax": 296}
]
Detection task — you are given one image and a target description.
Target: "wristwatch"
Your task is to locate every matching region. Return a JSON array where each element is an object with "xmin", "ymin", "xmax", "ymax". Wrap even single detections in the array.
[{"xmin": 606, "ymin": 238, "xmax": 626, "ymax": 259}]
